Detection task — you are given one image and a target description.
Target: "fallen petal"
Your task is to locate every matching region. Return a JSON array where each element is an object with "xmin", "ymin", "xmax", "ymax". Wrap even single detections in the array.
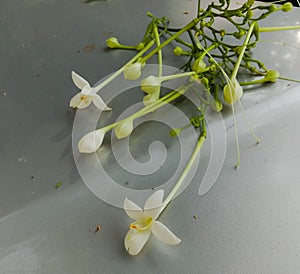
[
  {"xmin": 78, "ymin": 129, "xmax": 105, "ymax": 153},
  {"xmin": 152, "ymin": 221, "xmax": 181, "ymax": 245},
  {"xmin": 72, "ymin": 71, "xmax": 90, "ymax": 89}
]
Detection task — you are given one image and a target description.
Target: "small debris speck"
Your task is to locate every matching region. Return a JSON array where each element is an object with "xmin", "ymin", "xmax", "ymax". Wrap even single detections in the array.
[
  {"xmin": 183, "ymin": 11, "xmax": 189, "ymax": 14},
  {"xmin": 193, "ymin": 215, "xmax": 197, "ymax": 219},
  {"xmin": 83, "ymin": 44, "xmax": 96, "ymax": 52},
  {"xmin": 77, "ymin": 50, "xmax": 81, "ymax": 53},
  {"xmin": 55, "ymin": 182, "xmax": 62, "ymax": 189},
  {"xmin": 36, "ymin": 74, "xmax": 40, "ymax": 78},
  {"xmin": 124, "ymin": 181, "xmax": 128, "ymax": 185},
  {"xmin": 31, "ymin": 176, "xmax": 34, "ymax": 180},
  {"xmin": 3, "ymin": 93, "xmax": 6, "ymax": 96},
  {"xmin": 94, "ymin": 225, "xmax": 101, "ymax": 233}
]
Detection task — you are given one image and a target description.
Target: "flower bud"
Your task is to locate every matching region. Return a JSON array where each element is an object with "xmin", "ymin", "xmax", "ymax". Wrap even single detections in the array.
[
  {"xmin": 223, "ymin": 79, "xmax": 243, "ymax": 104},
  {"xmin": 106, "ymin": 37, "xmax": 120, "ymax": 48},
  {"xmin": 124, "ymin": 62, "xmax": 143, "ymax": 80},
  {"xmin": 192, "ymin": 58, "xmax": 207, "ymax": 74},
  {"xmin": 265, "ymin": 70, "xmax": 280, "ymax": 82},
  {"xmin": 115, "ymin": 119, "xmax": 134, "ymax": 139},
  {"xmin": 211, "ymin": 98, "xmax": 223, "ymax": 112},
  {"xmin": 173, "ymin": 46, "xmax": 184, "ymax": 56},
  {"xmin": 141, "ymin": 76, "xmax": 161, "ymax": 94},
  {"xmin": 282, "ymin": 2, "xmax": 293, "ymax": 12},
  {"xmin": 78, "ymin": 129, "xmax": 105, "ymax": 153}
]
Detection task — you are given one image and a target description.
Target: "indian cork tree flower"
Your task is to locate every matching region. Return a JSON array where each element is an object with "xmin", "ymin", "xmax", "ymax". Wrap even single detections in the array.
[
  {"xmin": 70, "ymin": 71, "xmax": 112, "ymax": 111},
  {"xmin": 223, "ymin": 78, "xmax": 243, "ymax": 104},
  {"xmin": 78, "ymin": 128, "xmax": 106, "ymax": 153},
  {"xmin": 124, "ymin": 190, "xmax": 181, "ymax": 256},
  {"xmin": 123, "ymin": 62, "xmax": 143, "ymax": 80},
  {"xmin": 114, "ymin": 118, "xmax": 134, "ymax": 139}
]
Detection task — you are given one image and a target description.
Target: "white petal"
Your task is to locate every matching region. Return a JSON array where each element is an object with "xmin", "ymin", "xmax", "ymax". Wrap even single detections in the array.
[
  {"xmin": 123, "ymin": 198, "xmax": 144, "ymax": 220},
  {"xmin": 71, "ymin": 71, "xmax": 90, "ymax": 89},
  {"xmin": 78, "ymin": 129, "xmax": 105, "ymax": 153},
  {"xmin": 144, "ymin": 190, "xmax": 164, "ymax": 220},
  {"xmin": 81, "ymin": 85, "xmax": 93, "ymax": 95},
  {"xmin": 114, "ymin": 119, "xmax": 133, "ymax": 139},
  {"xmin": 124, "ymin": 229, "xmax": 151, "ymax": 256},
  {"xmin": 92, "ymin": 94, "xmax": 112, "ymax": 111},
  {"xmin": 152, "ymin": 221, "xmax": 181, "ymax": 245},
  {"xmin": 69, "ymin": 93, "xmax": 93, "ymax": 109}
]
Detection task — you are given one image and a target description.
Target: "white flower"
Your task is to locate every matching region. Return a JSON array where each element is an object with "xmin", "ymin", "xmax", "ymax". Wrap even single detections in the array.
[
  {"xmin": 70, "ymin": 71, "xmax": 111, "ymax": 111},
  {"xmin": 123, "ymin": 62, "xmax": 143, "ymax": 80},
  {"xmin": 115, "ymin": 118, "xmax": 134, "ymax": 139},
  {"xmin": 223, "ymin": 78, "xmax": 243, "ymax": 104},
  {"xmin": 78, "ymin": 128, "xmax": 106, "ymax": 153},
  {"xmin": 141, "ymin": 76, "xmax": 162, "ymax": 94},
  {"xmin": 124, "ymin": 190, "xmax": 181, "ymax": 256}
]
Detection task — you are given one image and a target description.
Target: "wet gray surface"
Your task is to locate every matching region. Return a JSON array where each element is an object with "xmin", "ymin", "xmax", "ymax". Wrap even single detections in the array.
[{"xmin": 1, "ymin": 0, "xmax": 300, "ymax": 273}]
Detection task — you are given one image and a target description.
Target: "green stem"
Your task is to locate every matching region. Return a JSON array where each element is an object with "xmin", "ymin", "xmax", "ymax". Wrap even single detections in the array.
[
  {"xmin": 231, "ymin": 22, "xmax": 255, "ymax": 80},
  {"xmin": 259, "ymin": 26, "xmax": 300, "ymax": 32},
  {"xmin": 93, "ymin": 40, "xmax": 155, "ymax": 93},
  {"xmin": 140, "ymin": 18, "xmax": 201, "ymax": 63},
  {"xmin": 112, "ymin": 44, "xmax": 140, "ymax": 50},
  {"xmin": 153, "ymin": 24, "xmax": 163, "ymax": 77},
  {"xmin": 160, "ymin": 71, "xmax": 196, "ymax": 82},
  {"xmin": 162, "ymin": 123, "xmax": 207, "ymax": 210},
  {"xmin": 239, "ymin": 78, "xmax": 267, "ymax": 86},
  {"xmin": 98, "ymin": 85, "xmax": 190, "ymax": 134}
]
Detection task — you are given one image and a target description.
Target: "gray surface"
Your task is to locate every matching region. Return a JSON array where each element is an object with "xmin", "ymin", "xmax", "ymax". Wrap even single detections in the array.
[{"xmin": 1, "ymin": 0, "xmax": 300, "ymax": 273}]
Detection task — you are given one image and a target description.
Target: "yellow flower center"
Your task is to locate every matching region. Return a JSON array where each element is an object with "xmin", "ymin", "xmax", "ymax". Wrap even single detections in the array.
[{"xmin": 130, "ymin": 217, "xmax": 153, "ymax": 231}]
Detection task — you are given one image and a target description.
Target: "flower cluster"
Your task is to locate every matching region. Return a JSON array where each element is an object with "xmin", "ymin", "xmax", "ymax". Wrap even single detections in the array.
[{"xmin": 68, "ymin": 0, "xmax": 299, "ymax": 256}]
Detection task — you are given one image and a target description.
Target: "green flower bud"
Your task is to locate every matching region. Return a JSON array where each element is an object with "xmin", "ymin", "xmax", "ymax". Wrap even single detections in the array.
[
  {"xmin": 246, "ymin": 9, "xmax": 253, "ymax": 19},
  {"xmin": 282, "ymin": 2, "xmax": 293, "ymax": 12},
  {"xmin": 201, "ymin": 77, "xmax": 209, "ymax": 89},
  {"xmin": 220, "ymin": 30, "xmax": 226, "ymax": 37},
  {"xmin": 265, "ymin": 70, "xmax": 280, "ymax": 82},
  {"xmin": 192, "ymin": 58, "xmax": 207, "ymax": 74},
  {"xmin": 233, "ymin": 30, "xmax": 245, "ymax": 39},
  {"xmin": 106, "ymin": 37, "xmax": 120, "ymax": 48},
  {"xmin": 173, "ymin": 46, "xmax": 184, "ymax": 56},
  {"xmin": 268, "ymin": 4, "xmax": 277, "ymax": 12}
]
